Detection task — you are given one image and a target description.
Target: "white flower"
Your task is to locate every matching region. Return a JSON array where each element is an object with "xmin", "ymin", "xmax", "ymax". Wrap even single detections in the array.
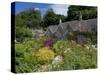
[
  {"xmin": 52, "ymin": 55, "xmax": 63, "ymax": 64},
  {"xmin": 85, "ymin": 45, "xmax": 90, "ymax": 49}
]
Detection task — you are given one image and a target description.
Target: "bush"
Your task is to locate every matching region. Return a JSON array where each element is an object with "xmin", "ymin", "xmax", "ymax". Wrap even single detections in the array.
[
  {"xmin": 36, "ymin": 47, "xmax": 55, "ymax": 64},
  {"xmin": 32, "ymin": 37, "xmax": 45, "ymax": 50},
  {"xmin": 53, "ymin": 40, "xmax": 71, "ymax": 55},
  {"xmin": 16, "ymin": 27, "xmax": 33, "ymax": 42},
  {"xmin": 15, "ymin": 40, "xmax": 40, "ymax": 73},
  {"xmin": 15, "ymin": 44, "xmax": 25, "ymax": 57},
  {"xmin": 15, "ymin": 38, "xmax": 97, "ymax": 72},
  {"xmin": 62, "ymin": 44, "xmax": 97, "ymax": 70}
]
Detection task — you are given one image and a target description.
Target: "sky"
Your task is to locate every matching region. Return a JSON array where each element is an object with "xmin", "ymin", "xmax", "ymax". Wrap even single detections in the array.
[{"xmin": 14, "ymin": 2, "xmax": 69, "ymax": 16}]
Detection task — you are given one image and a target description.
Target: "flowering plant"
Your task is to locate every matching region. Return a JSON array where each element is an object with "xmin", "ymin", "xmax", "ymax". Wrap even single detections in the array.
[
  {"xmin": 44, "ymin": 37, "xmax": 54, "ymax": 48},
  {"xmin": 36, "ymin": 47, "xmax": 55, "ymax": 64}
]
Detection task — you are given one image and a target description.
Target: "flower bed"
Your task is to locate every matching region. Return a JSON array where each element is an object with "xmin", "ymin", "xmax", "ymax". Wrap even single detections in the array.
[{"xmin": 15, "ymin": 36, "xmax": 97, "ymax": 73}]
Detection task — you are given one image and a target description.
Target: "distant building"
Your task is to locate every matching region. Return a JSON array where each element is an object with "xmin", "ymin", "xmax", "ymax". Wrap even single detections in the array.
[{"xmin": 32, "ymin": 29, "xmax": 45, "ymax": 37}]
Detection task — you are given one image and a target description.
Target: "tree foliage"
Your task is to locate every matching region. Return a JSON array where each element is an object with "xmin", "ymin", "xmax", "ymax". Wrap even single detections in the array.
[
  {"xmin": 67, "ymin": 5, "xmax": 97, "ymax": 20},
  {"xmin": 42, "ymin": 8, "xmax": 67, "ymax": 28}
]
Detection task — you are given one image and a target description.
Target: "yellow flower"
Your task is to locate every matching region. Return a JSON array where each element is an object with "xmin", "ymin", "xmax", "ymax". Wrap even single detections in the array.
[{"xmin": 36, "ymin": 47, "xmax": 55, "ymax": 64}]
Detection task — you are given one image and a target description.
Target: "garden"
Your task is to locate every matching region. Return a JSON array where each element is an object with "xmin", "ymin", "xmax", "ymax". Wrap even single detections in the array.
[{"xmin": 15, "ymin": 36, "xmax": 97, "ymax": 73}]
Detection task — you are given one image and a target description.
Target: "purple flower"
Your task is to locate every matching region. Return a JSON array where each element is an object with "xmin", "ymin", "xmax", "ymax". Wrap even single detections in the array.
[{"xmin": 44, "ymin": 38, "xmax": 53, "ymax": 48}]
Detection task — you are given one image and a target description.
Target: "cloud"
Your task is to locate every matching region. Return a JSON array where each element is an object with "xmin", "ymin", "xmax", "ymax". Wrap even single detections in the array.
[
  {"xmin": 50, "ymin": 4, "xmax": 69, "ymax": 16},
  {"xmin": 34, "ymin": 8, "xmax": 40, "ymax": 10}
]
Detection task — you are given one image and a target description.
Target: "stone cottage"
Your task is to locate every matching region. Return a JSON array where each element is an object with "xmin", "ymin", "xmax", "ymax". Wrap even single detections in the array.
[{"xmin": 45, "ymin": 18, "xmax": 97, "ymax": 43}]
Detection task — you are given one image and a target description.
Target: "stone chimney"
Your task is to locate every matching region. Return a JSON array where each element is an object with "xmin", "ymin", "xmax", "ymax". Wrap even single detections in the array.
[
  {"xmin": 59, "ymin": 18, "xmax": 62, "ymax": 24},
  {"xmin": 78, "ymin": 11, "xmax": 82, "ymax": 32},
  {"xmin": 79, "ymin": 11, "xmax": 82, "ymax": 21}
]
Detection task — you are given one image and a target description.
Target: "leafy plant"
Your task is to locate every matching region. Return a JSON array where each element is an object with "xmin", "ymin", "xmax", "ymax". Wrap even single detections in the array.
[
  {"xmin": 16, "ymin": 27, "xmax": 32, "ymax": 42},
  {"xmin": 15, "ymin": 44, "xmax": 25, "ymax": 57},
  {"xmin": 53, "ymin": 40, "xmax": 71, "ymax": 55},
  {"xmin": 15, "ymin": 38, "xmax": 97, "ymax": 73},
  {"xmin": 62, "ymin": 44, "xmax": 97, "ymax": 70}
]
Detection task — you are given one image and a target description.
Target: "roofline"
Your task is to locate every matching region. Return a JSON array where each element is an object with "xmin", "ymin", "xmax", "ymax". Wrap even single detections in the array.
[
  {"xmin": 46, "ymin": 18, "xmax": 97, "ymax": 34},
  {"xmin": 55, "ymin": 24, "xmax": 64, "ymax": 33}
]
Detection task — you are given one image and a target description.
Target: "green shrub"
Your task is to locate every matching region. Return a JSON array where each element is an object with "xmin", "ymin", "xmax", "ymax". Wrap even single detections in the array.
[
  {"xmin": 15, "ymin": 38, "xmax": 97, "ymax": 72},
  {"xmin": 15, "ymin": 44, "xmax": 25, "ymax": 57},
  {"xmin": 16, "ymin": 62, "xmax": 40, "ymax": 73},
  {"xmin": 16, "ymin": 27, "xmax": 32, "ymax": 42},
  {"xmin": 53, "ymin": 40, "xmax": 71, "ymax": 55},
  {"xmin": 15, "ymin": 39, "xmax": 40, "ymax": 73},
  {"xmin": 24, "ymin": 53, "xmax": 33, "ymax": 63},
  {"xmin": 23, "ymin": 37, "xmax": 45, "ymax": 51},
  {"xmin": 32, "ymin": 37, "xmax": 45, "ymax": 50},
  {"xmin": 62, "ymin": 45, "xmax": 97, "ymax": 70}
]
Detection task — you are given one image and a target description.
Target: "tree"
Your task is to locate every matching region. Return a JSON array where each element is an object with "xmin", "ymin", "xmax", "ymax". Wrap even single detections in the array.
[
  {"xmin": 42, "ymin": 8, "xmax": 67, "ymax": 28},
  {"xmin": 15, "ymin": 8, "xmax": 43, "ymax": 42},
  {"xmin": 43, "ymin": 8, "xmax": 57, "ymax": 27},
  {"xmin": 15, "ymin": 14, "xmax": 33, "ymax": 42},
  {"xmin": 55, "ymin": 14, "xmax": 67, "ymax": 23},
  {"xmin": 19, "ymin": 8, "xmax": 41, "ymax": 29},
  {"xmin": 67, "ymin": 5, "xmax": 97, "ymax": 21}
]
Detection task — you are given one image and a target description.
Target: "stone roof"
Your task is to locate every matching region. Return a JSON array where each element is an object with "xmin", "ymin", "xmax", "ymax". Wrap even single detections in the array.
[
  {"xmin": 48, "ymin": 25, "xmax": 58, "ymax": 33},
  {"xmin": 61, "ymin": 20, "xmax": 79, "ymax": 32},
  {"xmin": 79, "ymin": 19, "xmax": 97, "ymax": 32},
  {"xmin": 47, "ymin": 18, "xmax": 97, "ymax": 33}
]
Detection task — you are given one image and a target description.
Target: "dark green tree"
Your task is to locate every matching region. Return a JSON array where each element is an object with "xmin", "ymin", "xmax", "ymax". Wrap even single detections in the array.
[
  {"xmin": 19, "ymin": 8, "xmax": 41, "ymax": 29},
  {"xmin": 15, "ymin": 8, "xmax": 42, "ymax": 42},
  {"xmin": 15, "ymin": 14, "xmax": 32, "ymax": 42},
  {"xmin": 42, "ymin": 8, "xmax": 67, "ymax": 28},
  {"xmin": 67, "ymin": 5, "xmax": 97, "ymax": 20},
  {"xmin": 43, "ymin": 8, "xmax": 57, "ymax": 27}
]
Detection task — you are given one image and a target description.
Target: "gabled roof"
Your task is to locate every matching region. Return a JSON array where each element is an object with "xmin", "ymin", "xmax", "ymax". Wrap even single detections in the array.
[
  {"xmin": 61, "ymin": 20, "xmax": 79, "ymax": 32},
  {"xmin": 48, "ymin": 25, "xmax": 58, "ymax": 33},
  {"xmin": 46, "ymin": 18, "xmax": 97, "ymax": 35},
  {"xmin": 61, "ymin": 18, "xmax": 97, "ymax": 32}
]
